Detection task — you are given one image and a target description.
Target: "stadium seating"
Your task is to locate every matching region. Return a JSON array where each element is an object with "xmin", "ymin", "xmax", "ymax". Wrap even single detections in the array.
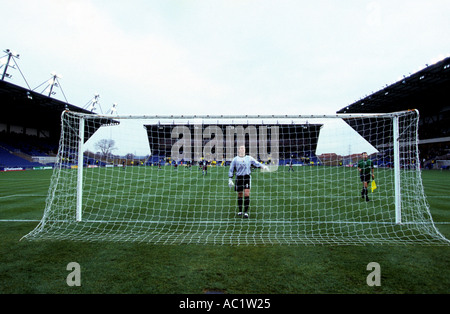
[
  {"xmin": 0, "ymin": 132, "xmax": 57, "ymax": 170},
  {"xmin": 0, "ymin": 146, "xmax": 43, "ymax": 169}
]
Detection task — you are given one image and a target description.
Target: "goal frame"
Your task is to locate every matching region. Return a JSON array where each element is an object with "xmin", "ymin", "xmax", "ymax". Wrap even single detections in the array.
[{"xmin": 21, "ymin": 109, "xmax": 450, "ymax": 245}]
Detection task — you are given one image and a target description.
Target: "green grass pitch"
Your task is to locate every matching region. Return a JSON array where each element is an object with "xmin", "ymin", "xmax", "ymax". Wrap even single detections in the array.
[{"xmin": 0, "ymin": 167, "xmax": 449, "ymax": 293}]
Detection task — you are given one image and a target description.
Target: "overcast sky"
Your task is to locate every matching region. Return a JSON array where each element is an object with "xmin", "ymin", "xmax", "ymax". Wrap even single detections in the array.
[{"xmin": 2, "ymin": 0, "xmax": 450, "ymax": 117}]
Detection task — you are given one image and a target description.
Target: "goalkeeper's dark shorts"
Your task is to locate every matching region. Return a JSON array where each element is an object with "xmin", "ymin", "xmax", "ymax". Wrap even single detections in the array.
[
  {"xmin": 235, "ymin": 175, "xmax": 251, "ymax": 192},
  {"xmin": 360, "ymin": 173, "xmax": 372, "ymax": 183}
]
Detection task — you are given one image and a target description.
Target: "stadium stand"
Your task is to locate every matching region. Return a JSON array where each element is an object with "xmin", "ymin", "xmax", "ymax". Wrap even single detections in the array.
[
  {"xmin": 144, "ymin": 123, "xmax": 323, "ymax": 166},
  {"xmin": 337, "ymin": 57, "xmax": 450, "ymax": 169},
  {"xmin": 0, "ymin": 79, "xmax": 115, "ymax": 171}
]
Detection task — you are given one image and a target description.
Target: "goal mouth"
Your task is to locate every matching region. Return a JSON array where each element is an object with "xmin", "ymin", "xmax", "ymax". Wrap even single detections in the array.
[{"xmin": 21, "ymin": 111, "xmax": 450, "ymax": 245}]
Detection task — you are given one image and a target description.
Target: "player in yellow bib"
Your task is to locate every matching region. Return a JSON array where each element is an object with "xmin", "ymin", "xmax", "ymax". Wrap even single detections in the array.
[{"xmin": 357, "ymin": 152, "xmax": 374, "ymax": 202}]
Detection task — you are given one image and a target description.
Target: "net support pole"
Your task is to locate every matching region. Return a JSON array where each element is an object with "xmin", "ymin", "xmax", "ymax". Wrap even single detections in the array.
[
  {"xmin": 76, "ymin": 117, "xmax": 85, "ymax": 222},
  {"xmin": 393, "ymin": 115, "xmax": 402, "ymax": 225}
]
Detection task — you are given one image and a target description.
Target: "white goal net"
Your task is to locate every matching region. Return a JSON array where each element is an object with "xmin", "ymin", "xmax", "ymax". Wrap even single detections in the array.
[{"xmin": 22, "ymin": 110, "xmax": 450, "ymax": 245}]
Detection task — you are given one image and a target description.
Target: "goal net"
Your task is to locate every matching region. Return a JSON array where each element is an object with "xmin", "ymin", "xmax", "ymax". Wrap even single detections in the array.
[{"xmin": 22, "ymin": 110, "xmax": 449, "ymax": 245}]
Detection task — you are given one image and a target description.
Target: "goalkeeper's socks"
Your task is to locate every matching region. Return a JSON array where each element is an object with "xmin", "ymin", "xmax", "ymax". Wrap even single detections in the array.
[
  {"xmin": 238, "ymin": 197, "xmax": 243, "ymax": 212},
  {"xmin": 244, "ymin": 196, "xmax": 250, "ymax": 213}
]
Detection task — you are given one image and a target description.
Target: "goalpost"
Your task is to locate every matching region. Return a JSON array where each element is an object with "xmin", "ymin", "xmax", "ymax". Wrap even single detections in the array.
[{"xmin": 22, "ymin": 110, "xmax": 449, "ymax": 245}]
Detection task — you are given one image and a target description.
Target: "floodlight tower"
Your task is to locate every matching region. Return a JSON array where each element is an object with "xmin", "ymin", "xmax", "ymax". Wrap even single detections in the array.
[
  {"xmin": 1, "ymin": 49, "xmax": 19, "ymax": 81},
  {"xmin": 91, "ymin": 94, "xmax": 101, "ymax": 112},
  {"xmin": 84, "ymin": 93, "xmax": 102, "ymax": 113},
  {"xmin": 47, "ymin": 72, "xmax": 62, "ymax": 97},
  {"xmin": 34, "ymin": 71, "xmax": 68, "ymax": 102},
  {"xmin": 106, "ymin": 103, "xmax": 118, "ymax": 115}
]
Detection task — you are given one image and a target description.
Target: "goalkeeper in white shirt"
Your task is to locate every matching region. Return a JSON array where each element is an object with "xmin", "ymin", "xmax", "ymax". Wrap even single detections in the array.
[{"xmin": 228, "ymin": 145, "xmax": 268, "ymax": 218}]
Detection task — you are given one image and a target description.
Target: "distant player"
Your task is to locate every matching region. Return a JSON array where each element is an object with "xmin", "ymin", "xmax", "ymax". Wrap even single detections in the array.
[
  {"xmin": 288, "ymin": 158, "xmax": 294, "ymax": 172},
  {"xmin": 357, "ymin": 152, "xmax": 374, "ymax": 202},
  {"xmin": 228, "ymin": 145, "xmax": 268, "ymax": 218}
]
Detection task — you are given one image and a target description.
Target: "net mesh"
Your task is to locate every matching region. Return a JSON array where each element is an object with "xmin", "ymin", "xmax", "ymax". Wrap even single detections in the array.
[{"xmin": 22, "ymin": 110, "xmax": 450, "ymax": 245}]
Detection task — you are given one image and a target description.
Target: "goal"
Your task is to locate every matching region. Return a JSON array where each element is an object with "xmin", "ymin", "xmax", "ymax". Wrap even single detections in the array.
[{"xmin": 22, "ymin": 110, "xmax": 449, "ymax": 245}]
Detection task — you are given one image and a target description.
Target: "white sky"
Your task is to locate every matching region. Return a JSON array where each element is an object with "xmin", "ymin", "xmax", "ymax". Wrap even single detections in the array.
[{"xmin": 2, "ymin": 0, "xmax": 450, "ymax": 156}]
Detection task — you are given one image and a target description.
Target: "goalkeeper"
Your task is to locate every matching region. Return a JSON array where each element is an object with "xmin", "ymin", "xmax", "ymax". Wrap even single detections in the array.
[
  {"xmin": 228, "ymin": 145, "xmax": 268, "ymax": 218},
  {"xmin": 357, "ymin": 152, "xmax": 374, "ymax": 202}
]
